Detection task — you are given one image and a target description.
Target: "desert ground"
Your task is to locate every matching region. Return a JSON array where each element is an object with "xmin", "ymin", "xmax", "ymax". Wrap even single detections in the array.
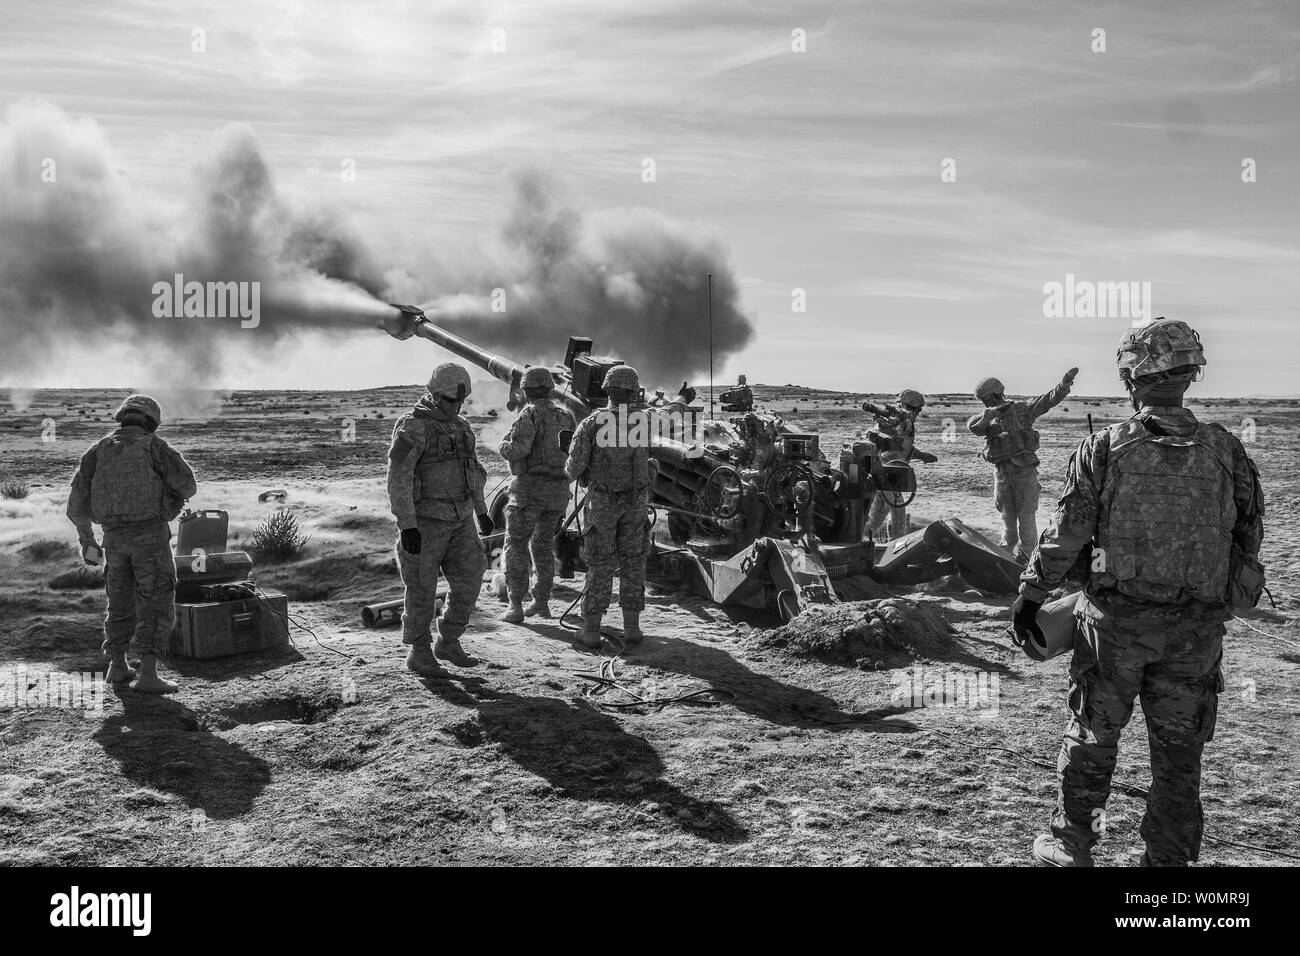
[{"xmin": 1, "ymin": 384, "xmax": 1297, "ymax": 866}]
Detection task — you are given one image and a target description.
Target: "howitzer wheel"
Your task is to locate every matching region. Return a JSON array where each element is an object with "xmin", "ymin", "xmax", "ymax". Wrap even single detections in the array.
[
  {"xmin": 704, "ymin": 465, "xmax": 743, "ymax": 520},
  {"xmin": 763, "ymin": 461, "xmax": 813, "ymax": 518}
]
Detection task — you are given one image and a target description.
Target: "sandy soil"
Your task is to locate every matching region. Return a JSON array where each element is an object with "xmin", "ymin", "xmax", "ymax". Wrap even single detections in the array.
[{"xmin": 1, "ymin": 385, "xmax": 1296, "ymax": 866}]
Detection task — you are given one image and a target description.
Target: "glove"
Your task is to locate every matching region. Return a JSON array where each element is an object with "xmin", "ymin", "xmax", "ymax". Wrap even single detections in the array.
[
  {"xmin": 81, "ymin": 542, "xmax": 103, "ymax": 567},
  {"xmin": 1063, "ymin": 367, "xmax": 1079, "ymax": 386},
  {"xmin": 399, "ymin": 528, "xmax": 422, "ymax": 555},
  {"xmin": 476, "ymin": 513, "xmax": 494, "ymax": 536},
  {"xmin": 1011, "ymin": 593, "xmax": 1044, "ymax": 645},
  {"xmin": 914, "ymin": 451, "xmax": 938, "ymax": 464}
]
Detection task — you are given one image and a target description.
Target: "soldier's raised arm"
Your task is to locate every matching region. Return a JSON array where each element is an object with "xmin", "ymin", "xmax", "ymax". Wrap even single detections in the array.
[{"xmin": 1025, "ymin": 367, "xmax": 1078, "ymax": 421}]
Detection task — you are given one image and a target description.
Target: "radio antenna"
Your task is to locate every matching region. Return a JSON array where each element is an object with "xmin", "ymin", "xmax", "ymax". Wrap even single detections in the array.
[{"xmin": 708, "ymin": 272, "xmax": 714, "ymax": 418}]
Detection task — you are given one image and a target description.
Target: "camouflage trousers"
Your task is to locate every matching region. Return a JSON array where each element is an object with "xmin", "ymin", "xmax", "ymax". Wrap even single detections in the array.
[
  {"xmin": 503, "ymin": 503, "xmax": 565, "ymax": 603},
  {"xmin": 396, "ymin": 515, "xmax": 487, "ymax": 646},
  {"xmin": 994, "ymin": 464, "xmax": 1040, "ymax": 559},
  {"xmin": 102, "ymin": 520, "xmax": 176, "ymax": 657},
  {"xmin": 1053, "ymin": 617, "xmax": 1224, "ymax": 865},
  {"xmin": 868, "ymin": 491, "xmax": 908, "ymax": 541},
  {"xmin": 581, "ymin": 488, "xmax": 649, "ymax": 616}
]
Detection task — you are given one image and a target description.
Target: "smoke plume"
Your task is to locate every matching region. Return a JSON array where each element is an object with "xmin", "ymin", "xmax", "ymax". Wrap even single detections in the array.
[
  {"xmin": 0, "ymin": 101, "xmax": 753, "ymax": 390},
  {"xmin": 0, "ymin": 100, "xmax": 393, "ymax": 386},
  {"xmin": 424, "ymin": 170, "xmax": 753, "ymax": 387}
]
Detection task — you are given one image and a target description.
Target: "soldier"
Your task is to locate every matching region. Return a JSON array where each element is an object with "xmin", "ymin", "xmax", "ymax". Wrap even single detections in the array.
[
  {"xmin": 388, "ymin": 362, "xmax": 492, "ymax": 675},
  {"xmin": 863, "ymin": 389, "xmax": 937, "ymax": 541},
  {"xmin": 967, "ymin": 368, "xmax": 1077, "ymax": 562},
  {"xmin": 720, "ymin": 374, "xmax": 754, "ymax": 413},
  {"xmin": 67, "ymin": 394, "xmax": 196, "ymax": 694},
  {"xmin": 1014, "ymin": 319, "xmax": 1264, "ymax": 867},
  {"xmin": 565, "ymin": 365, "xmax": 651, "ymax": 650},
  {"xmin": 497, "ymin": 366, "xmax": 576, "ymax": 624},
  {"xmin": 648, "ymin": 389, "xmax": 669, "ymax": 408}
]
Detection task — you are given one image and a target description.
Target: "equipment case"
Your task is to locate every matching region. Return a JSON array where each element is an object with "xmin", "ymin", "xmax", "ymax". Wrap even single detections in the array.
[{"xmin": 170, "ymin": 590, "xmax": 290, "ymax": 659}]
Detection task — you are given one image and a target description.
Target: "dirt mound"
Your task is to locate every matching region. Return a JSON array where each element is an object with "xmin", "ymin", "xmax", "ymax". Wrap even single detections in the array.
[
  {"xmin": 828, "ymin": 574, "xmax": 891, "ymax": 602},
  {"xmin": 761, "ymin": 598, "xmax": 959, "ymax": 669}
]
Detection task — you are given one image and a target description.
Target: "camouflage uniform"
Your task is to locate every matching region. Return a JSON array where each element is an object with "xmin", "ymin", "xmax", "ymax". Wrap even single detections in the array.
[
  {"xmin": 866, "ymin": 405, "xmax": 929, "ymax": 541},
  {"xmin": 498, "ymin": 397, "xmax": 575, "ymax": 605},
  {"xmin": 387, "ymin": 395, "xmax": 488, "ymax": 646},
  {"xmin": 565, "ymin": 402, "xmax": 651, "ymax": 616},
  {"xmin": 968, "ymin": 379, "xmax": 1071, "ymax": 559},
  {"xmin": 1021, "ymin": 405, "xmax": 1264, "ymax": 865},
  {"xmin": 67, "ymin": 426, "xmax": 196, "ymax": 656}
]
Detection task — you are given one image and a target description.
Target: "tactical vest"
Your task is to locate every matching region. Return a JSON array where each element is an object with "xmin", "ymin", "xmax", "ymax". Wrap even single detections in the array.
[
  {"xmin": 413, "ymin": 416, "xmax": 486, "ymax": 504},
  {"xmin": 89, "ymin": 432, "xmax": 167, "ymax": 525},
  {"xmin": 513, "ymin": 402, "xmax": 574, "ymax": 479},
  {"xmin": 981, "ymin": 404, "xmax": 1039, "ymax": 464},
  {"xmin": 1093, "ymin": 418, "xmax": 1236, "ymax": 604},
  {"xmin": 586, "ymin": 407, "xmax": 650, "ymax": 494}
]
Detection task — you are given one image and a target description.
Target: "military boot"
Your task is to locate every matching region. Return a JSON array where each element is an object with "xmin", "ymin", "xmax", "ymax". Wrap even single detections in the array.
[
  {"xmin": 434, "ymin": 631, "xmax": 478, "ymax": 668},
  {"xmin": 105, "ymin": 648, "xmax": 137, "ymax": 685},
  {"xmin": 576, "ymin": 613, "xmax": 603, "ymax": 650},
  {"xmin": 500, "ymin": 599, "xmax": 525, "ymax": 624},
  {"xmin": 621, "ymin": 608, "xmax": 644, "ymax": 647},
  {"xmin": 406, "ymin": 641, "xmax": 444, "ymax": 677},
  {"xmin": 130, "ymin": 656, "xmax": 178, "ymax": 695},
  {"xmin": 523, "ymin": 597, "xmax": 551, "ymax": 619},
  {"xmin": 1032, "ymin": 834, "xmax": 1093, "ymax": 867}
]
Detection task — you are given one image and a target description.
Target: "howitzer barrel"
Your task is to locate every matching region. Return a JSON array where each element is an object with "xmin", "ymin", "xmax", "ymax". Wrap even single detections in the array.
[
  {"xmin": 381, "ymin": 304, "xmax": 588, "ymax": 418},
  {"xmin": 382, "ymin": 304, "xmax": 523, "ymax": 390}
]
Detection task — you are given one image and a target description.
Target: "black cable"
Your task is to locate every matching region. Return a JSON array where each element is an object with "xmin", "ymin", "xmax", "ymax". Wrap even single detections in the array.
[{"xmin": 246, "ymin": 581, "xmax": 352, "ymax": 658}]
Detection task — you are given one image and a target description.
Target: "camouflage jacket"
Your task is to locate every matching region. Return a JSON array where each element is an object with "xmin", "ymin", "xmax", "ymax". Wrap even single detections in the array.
[
  {"xmin": 1021, "ymin": 405, "xmax": 1264, "ymax": 625},
  {"xmin": 565, "ymin": 402, "xmax": 652, "ymax": 494},
  {"xmin": 387, "ymin": 395, "xmax": 487, "ymax": 529},
  {"xmin": 967, "ymin": 379, "xmax": 1071, "ymax": 469},
  {"xmin": 498, "ymin": 398, "xmax": 575, "ymax": 481},
  {"xmin": 66, "ymin": 426, "xmax": 197, "ymax": 543}
]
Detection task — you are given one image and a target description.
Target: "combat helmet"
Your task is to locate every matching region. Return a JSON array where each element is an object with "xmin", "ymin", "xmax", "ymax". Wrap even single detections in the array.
[
  {"xmin": 428, "ymin": 363, "xmax": 472, "ymax": 401},
  {"xmin": 603, "ymin": 365, "xmax": 640, "ymax": 392},
  {"xmin": 522, "ymin": 366, "xmax": 555, "ymax": 390},
  {"xmin": 897, "ymin": 388, "xmax": 925, "ymax": 410},
  {"xmin": 1116, "ymin": 318, "xmax": 1206, "ymax": 382},
  {"xmin": 114, "ymin": 394, "xmax": 163, "ymax": 427},
  {"xmin": 974, "ymin": 377, "xmax": 1004, "ymax": 401}
]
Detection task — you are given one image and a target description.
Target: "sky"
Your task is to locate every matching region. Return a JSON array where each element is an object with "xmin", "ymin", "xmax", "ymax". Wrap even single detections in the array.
[{"xmin": 1, "ymin": 0, "xmax": 1297, "ymax": 398}]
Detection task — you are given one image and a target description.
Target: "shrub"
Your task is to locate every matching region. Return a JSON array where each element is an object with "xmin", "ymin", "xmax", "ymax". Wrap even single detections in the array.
[
  {"xmin": 49, "ymin": 566, "xmax": 104, "ymax": 590},
  {"xmin": 23, "ymin": 538, "xmax": 69, "ymax": 560},
  {"xmin": 1, "ymin": 480, "xmax": 29, "ymax": 499},
  {"xmin": 250, "ymin": 509, "xmax": 311, "ymax": 558}
]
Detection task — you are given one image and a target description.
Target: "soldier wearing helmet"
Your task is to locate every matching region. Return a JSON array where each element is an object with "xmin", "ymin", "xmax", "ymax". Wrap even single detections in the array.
[
  {"xmin": 66, "ymin": 393, "xmax": 197, "ymax": 694},
  {"xmin": 720, "ymin": 374, "xmax": 754, "ymax": 414},
  {"xmin": 565, "ymin": 364, "xmax": 652, "ymax": 650},
  {"xmin": 387, "ymin": 362, "xmax": 492, "ymax": 674},
  {"xmin": 497, "ymin": 366, "xmax": 577, "ymax": 624},
  {"xmin": 862, "ymin": 389, "xmax": 937, "ymax": 542},
  {"xmin": 967, "ymin": 367, "xmax": 1078, "ymax": 562},
  {"xmin": 1015, "ymin": 319, "xmax": 1265, "ymax": 868}
]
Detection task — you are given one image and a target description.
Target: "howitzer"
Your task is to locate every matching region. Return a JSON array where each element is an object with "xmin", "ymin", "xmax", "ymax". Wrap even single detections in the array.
[{"xmin": 379, "ymin": 303, "xmax": 927, "ymax": 618}]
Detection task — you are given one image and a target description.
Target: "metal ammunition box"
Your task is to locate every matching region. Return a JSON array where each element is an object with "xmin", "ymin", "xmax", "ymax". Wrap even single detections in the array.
[{"xmin": 170, "ymin": 590, "xmax": 290, "ymax": 659}]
